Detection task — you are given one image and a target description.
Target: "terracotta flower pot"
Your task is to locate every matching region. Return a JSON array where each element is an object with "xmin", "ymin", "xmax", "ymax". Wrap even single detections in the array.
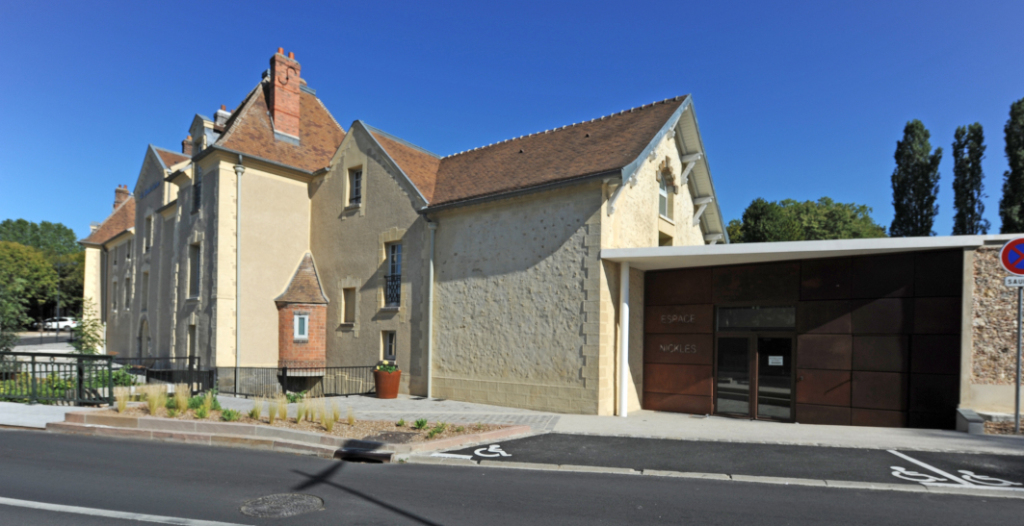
[{"xmin": 374, "ymin": 370, "xmax": 401, "ymax": 399}]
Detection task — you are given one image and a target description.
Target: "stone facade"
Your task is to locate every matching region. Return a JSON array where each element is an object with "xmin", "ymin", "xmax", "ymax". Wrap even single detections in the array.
[{"xmin": 972, "ymin": 246, "xmax": 1023, "ymax": 384}]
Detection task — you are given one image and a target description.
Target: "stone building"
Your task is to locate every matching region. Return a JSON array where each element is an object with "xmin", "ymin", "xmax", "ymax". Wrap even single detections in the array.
[
  {"xmin": 81, "ymin": 49, "xmax": 726, "ymax": 415},
  {"xmin": 83, "ymin": 49, "xmax": 1022, "ymax": 427}
]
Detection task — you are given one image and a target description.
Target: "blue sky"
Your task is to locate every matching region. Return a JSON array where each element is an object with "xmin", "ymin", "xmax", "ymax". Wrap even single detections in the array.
[{"xmin": 1, "ymin": 1, "xmax": 1022, "ymax": 239}]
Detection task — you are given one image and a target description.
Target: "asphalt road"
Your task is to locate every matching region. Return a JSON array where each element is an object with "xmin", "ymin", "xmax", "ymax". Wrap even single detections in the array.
[
  {"xmin": 0, "ymin": 429, "xmax": 1021, "ymax": 525},
  {"xmin": 448, "ymin": 433, "xmax": 1024, "ymax": 488}
]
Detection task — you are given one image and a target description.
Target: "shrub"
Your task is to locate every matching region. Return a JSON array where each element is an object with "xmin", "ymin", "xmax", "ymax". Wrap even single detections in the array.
[
  {"xmin": 187, "ymin": 395, "xmax": 204, "ymax": 410},
  {"xmin": 221, "ymin": 409, "xmax": 240, "ymax": 422},
  {"xmin": 455, "ymin": 426, "xmax": 465, "ymax": 433},
  {"xmin": 113, "ymin": 386, "xmax": 130, "ymax": 413},
  {"xmin": 201, "ymin": 392, "xmax": 214, "ymax": 414},
  {"xmin": 347, "ymin": 406, "xmax": 356, "ymax": 426},
  {"xmin": 143, "ymin": 385, "xmax": 167, "ymax": 416},
  {"xmin": 268, "ymin": 398, "xmax": 277, "ymax": 425},
  {"xmin": 427, "ymin": 422, "xmax": 447, "ymax": 439},
  {"xmin": 396, "ymin": 418, "xmax": 405, "ymax": 427},
  {"xmin": 195, "ymin": 405, "xmax": 209, "ymax": 419},
  {"xmin": 276, "ymin": 395, "xmax": 288, "ymax": 421},
  {"xmin": 173, "ymin": 384, "xmax": 189, "ymax": 414},
  {"xmin": 69, "ymin": 298, "xmax": 103, "ymax": 355},
  {"xmin": 296, "ymin": 400, "xmax": 307, "ymax": 423},
  {"xmin": 249, "ymin": 397, "xmax": 264, "ymax": 420},
  {"xmin": 286, "ymin": 390, "xmax": 306, "ymax": 404},
  {"xmin": 413, "ymin": 418, "xmax": 428, "ymax": 430}
]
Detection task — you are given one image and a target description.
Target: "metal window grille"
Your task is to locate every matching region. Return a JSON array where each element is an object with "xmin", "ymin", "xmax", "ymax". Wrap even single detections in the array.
[
  {"xmin": 384, "ymin": 274, "xmax": 401, "ymax": 307},
  {"xmin": 349, "ymin": 170, "xmax": 362, "ymax": 205},
  {"xmin": 192, "ymin": 176, "xmax": 202, "ymax": 213}
]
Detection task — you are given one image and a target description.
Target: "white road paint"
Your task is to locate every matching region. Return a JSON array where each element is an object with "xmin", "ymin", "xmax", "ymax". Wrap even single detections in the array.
[
  {"xmin": 430, "ymin": 453, "xmax": 474, "ymax": 460},
  {"xmin": 887, "ymin": 450, "xmax": 1023, "ymax": 490},
  {"xmin": 0, "ymin": 496, "xmax": 252, "ymax": 526},
  {"xmin": 474, "ymin": 444, "xmax": 511, "ymax": 458}
]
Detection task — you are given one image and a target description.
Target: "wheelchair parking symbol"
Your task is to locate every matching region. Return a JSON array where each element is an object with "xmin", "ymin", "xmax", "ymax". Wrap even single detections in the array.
[{"xmin": 474, "ymin": 444, "xmax": 511, "ymax": 458}]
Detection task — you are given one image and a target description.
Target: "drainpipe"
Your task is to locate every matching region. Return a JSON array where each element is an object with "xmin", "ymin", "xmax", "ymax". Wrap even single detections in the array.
[
  {"xmin": 426, "ymin": 221, "xmax": 437, "ymax": 398},
  {"xmin": 618, "ymin": 262, "xmax": 630, "ymax": 417},
  {"xmin": 234, "ymin": 156, "xmax": 245, "ymax": 395}
]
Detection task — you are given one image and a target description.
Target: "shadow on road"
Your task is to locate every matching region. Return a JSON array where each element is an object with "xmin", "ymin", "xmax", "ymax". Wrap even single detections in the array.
[{"xmin": 292, "ymin": 463, "xmax": 443, "ymax": 526}]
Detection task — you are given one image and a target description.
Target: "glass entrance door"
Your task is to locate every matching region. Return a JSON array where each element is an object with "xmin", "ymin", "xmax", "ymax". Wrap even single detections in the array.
[
  {"xmin": 756, "ymin": 338, "xmax": 793, "ymax": 421},
  {"xmin": 715, "ymin": 337, "xmax": 751, "ymax": 416},
  {"xmin": 714, "ymin": 335, "xmax": 793, "ymax": 421}
]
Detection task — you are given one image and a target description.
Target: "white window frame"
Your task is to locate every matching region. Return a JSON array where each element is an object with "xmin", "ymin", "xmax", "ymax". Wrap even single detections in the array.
[
  {"xmin": 294, "ymin": 313, "xmax": 309, "ymax": 341},
  {"xmin": 382, "ymin": 331, "xmax": 397, "ymax": 360}
]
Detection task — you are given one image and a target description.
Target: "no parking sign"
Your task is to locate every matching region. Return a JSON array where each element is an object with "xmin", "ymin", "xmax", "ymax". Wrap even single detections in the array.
[{"xmin": 1000, "ymin": 238, "xmax": 1024, "ymax": 434}]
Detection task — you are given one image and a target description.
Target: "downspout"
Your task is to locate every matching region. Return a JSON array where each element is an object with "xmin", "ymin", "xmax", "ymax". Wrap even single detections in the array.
[
  {"xmin": 618, "ymin": 261, "xmax": 630, "ymax": 417},
  {"xmin": 234, "ymin": 156, "xmax": 245, "ymax": 394},
  {"xmin": 426, "ymin": 220, "xmax": 437, "ymax": 398}
]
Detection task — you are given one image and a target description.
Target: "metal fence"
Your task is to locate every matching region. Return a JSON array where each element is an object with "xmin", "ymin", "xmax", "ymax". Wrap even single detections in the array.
[
  {"xmin": 218, "ymin": 366, "xmax": 376, "ymax": 398},
  {"xmin": 0, "ymin": 352, "xmax": 113, "ymax": 405},
  {"xmin": 112, "ymin": 356, "xmax": 215, "ymax": 394}
]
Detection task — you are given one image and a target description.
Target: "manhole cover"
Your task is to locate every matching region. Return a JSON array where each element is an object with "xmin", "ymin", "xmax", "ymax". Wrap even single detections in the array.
[{"xmin": 240, "ymin": 494, "xmax": 324, "ymax": 518}]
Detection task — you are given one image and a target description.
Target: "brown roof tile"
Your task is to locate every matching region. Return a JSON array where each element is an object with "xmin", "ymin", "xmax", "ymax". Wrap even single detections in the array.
[
  {"xmin": 81, "ymin": 196, "xmax": 135, "ymax": 246},
  {"xmin": 276, "ymin": 253, "xmax": 328, "ymax": 304},
  {"xmin": 154, "ymin": 147, "xmax": 188, "ymax": 169},
  {"xmin": 428, "ymin": 96, "xmax": 687, "ymax": 208},
  {"xmin": 369, "ymin": 128, "xmax": 441, "ymax": 202},
  {"xmin": 217, "ymin": 85, "xmax": 345, "ymax": 173}
]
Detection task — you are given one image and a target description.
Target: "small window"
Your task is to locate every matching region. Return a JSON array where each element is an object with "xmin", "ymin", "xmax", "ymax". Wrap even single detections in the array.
[
  {"xmin": 342, "ymin": 288, "xmax": 356, "ymax": 324},
  {"xmin": 143, "ymin": 216, "xmax": 153, "ymax": 253},
  {"xmin": 192, "ymin": 174, "xmax": 202, "ymax": 213},
  {"xmin": 187, "ymin": 324, "xmax": 197, "ymax": 359},
  {"xmin": 112, "ymin": 281, "xmax": 118, "ymax": 311},
  {"xmin": 659, "ymin": 177, "xmax": 671, "ymax": 219},
  {"xmin": 188, "ymin": 244, "xmax": 200, "ymax": 298},
  {"xmin": 348, "ymin": 168, "xmax": 362, "ymax": 206},
  {"xmin": 141, "ymin": 272, "xmax": 149, "ymax": 310},
  {"xmin": 717, "ymin": 306, "xmax": 796, "ymax": 331},
  {"xmin": 294, "ymin": 313, "xmax": 309, "ymax": 341},
  {"xmin": 126, "ymin": 239, "xmax": 132, "ymax": 261},
  {"xmin": 382, "ymin": 331, "xmax": 397, "ymax": 360},
  {"xmin": 385, "ymin": 243, "xmax": 402, "ymax": 307},
  {"xmin": 124, "ymin": 277, "xmax": 131, "ymax": 310}
]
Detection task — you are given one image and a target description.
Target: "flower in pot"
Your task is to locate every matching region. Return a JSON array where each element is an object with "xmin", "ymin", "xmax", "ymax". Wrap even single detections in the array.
[{"xmin": 373, "ymin": 360, "xmax": 401, "ymax": 399}]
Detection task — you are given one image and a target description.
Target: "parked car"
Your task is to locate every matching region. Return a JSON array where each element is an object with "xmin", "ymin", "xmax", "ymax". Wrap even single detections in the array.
[{"xmin": 42, "ymin": 317, "xmax": 78, "ymax": 330}]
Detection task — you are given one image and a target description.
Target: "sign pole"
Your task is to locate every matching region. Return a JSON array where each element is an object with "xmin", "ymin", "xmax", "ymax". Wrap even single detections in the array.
[
  {"xmin": 1018, "ymin": 286, "xmax": 1022, "ymax": 434},
  {"xmin": 999, "ymin": 238, "xmax": 1024, "ymax": 435}
]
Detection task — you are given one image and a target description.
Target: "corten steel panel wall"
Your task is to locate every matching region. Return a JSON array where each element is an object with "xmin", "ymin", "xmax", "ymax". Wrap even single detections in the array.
[{"xmin": 643, "ymin": 249, "xmax": 963, "ymax": 430}]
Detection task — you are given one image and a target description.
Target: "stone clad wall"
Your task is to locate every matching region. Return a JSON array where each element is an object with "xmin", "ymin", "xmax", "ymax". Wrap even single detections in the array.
[{"xmin": 972, "ymin": 246, "xmax": 1021, "ymax": 384}]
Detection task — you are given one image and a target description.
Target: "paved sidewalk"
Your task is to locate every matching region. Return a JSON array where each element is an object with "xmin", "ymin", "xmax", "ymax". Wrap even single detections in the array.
[
  {"xmin": 0, "ymin": 402, "xmax": 103, "ymax": 429},
  {"xmin": 216, "ymin": 395, "xmax": 1024, "ymax": 455}
]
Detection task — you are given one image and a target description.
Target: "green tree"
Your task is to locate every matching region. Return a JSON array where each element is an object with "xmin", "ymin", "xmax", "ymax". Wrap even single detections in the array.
[
  {"xmin": 70, "ymin": 298, "xmax": 103, "ymax": 355},
  {"xmin": 0, "ymin": 241, "xmax": 59, "ymax": 328},
  {"xmin": 0, "ymin": 219, "xmax": 81, "ymax": 256},
  {"xmin": 740, "ymin": 198, "xmax": 803, "ymax": 243},
  {"xmin": 729, "ymin": 197, "xmax": 886, "ymax": 243},
  {"xmin": 952, "ymin": 123, "xmax": 990, "ymax": 235},
  {"xmin": 0, "ymin": 277, "xmax": 28, "ymax": 351},
  {"xmin": 1000, "ymin": 97, "xmax": 1024, "ymax": 233},
  {"xmin": 890, "ymin": 120, "xmax": 942, "ymax": 237}
]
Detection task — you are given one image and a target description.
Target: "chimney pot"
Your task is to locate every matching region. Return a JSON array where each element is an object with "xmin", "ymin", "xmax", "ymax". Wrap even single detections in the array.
[
  {"xmin": 182, "ymin": 135, "xmax": 194, "ymax": 156},
  {"xmin": 277, "ymin": 47, "xmax": 284, "ymax": 54},
  {"xmin": 288, "ymin": 51, "xmax": 295, "ymax": 59},
  {"xmin": 221, "ymin": 104, "xmax": 226, "ymax": 111}
]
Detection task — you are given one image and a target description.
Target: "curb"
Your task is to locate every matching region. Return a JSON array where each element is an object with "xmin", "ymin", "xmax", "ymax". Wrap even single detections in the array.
[
  {"xmin": 49, "ymin": 412, "xmax": 532, "ymax": 461},
  {"xmin": 401, "ymin": 458, "xmax": 1024, "ymax": 500}
]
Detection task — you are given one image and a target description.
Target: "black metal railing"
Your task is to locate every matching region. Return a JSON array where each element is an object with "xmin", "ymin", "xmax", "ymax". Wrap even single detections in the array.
[
  {"xmin": 217, "ymin": 366, "xmax": 376, "ymax": 398},
  {"xmin": 112, "ymin": 356, "xmax": 214, "ymax": 394},
  {"xmin": 385, "ymin": 274, "xmax": 401, "ymax": 306},
  {"xmin": 0, "ymin": 352, "xmax": 113, "ymax": 405}
]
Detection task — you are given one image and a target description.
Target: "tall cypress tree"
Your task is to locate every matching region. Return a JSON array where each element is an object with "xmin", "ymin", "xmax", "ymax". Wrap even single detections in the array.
[
  {"xmin": 1000, "ymin": 98, "xmax": 1024, "ymax": 233},
  {"xmin": 890, "ymin": 120, "xmax": 942, "ymax": 237},
  {"xmin": 952, "ymin": 123, "xmax": 990, "ymax": 235}
]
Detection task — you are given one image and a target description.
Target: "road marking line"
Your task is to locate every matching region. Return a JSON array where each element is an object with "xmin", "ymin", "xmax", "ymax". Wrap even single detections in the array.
[
  {"xmin": 0, "ymin": 496, "xmax": 251, "ymax": 526},
  {"xmin": 887, "ymin": 450, "xmax": 972, "ymax": 486},
  {"xmin": 430, "ymin": 453, "xmax": 474, "ymax": 460}
]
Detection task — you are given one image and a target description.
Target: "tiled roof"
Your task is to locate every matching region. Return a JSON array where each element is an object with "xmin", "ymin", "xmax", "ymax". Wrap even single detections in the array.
[
  {"xmin": 369, "ymin": 128, "xmax": 441, "ymax": 203},
  {"xmin": 276, "ymin": 253, "xmax": 328, "ymax": 304},
  {"xmin": 365, "ymin": 96, "xmax": 688, "ymax": 209},
  {"xmin": 80, "ymin": 196, "xmax": 135, "ymax": 246},
  {"xmin": 428, "ymin": 96, "xmax": 687, "ymax": 207},
  {"xmin": 153, "ymin": 147, "xmax": 188, "ymax": 169},
  {"xmin": 217, "ymin": 84, "xmax": 345, "ymax": 173}
]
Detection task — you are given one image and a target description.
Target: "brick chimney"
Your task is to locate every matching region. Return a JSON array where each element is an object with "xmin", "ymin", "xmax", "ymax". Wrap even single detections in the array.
[
  {"xmin": 182, "ymin": 135, "xmax": 193, "ymax": 156},
  {"xmin": 269, "ymin": 48, "xmax": 301, "ymax": 139},
  {"xmin": 114, "ymin": 185, "xmax": 130, "ymax": 211}
]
